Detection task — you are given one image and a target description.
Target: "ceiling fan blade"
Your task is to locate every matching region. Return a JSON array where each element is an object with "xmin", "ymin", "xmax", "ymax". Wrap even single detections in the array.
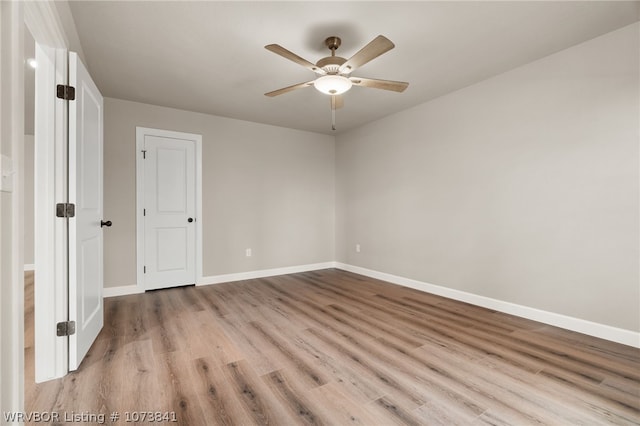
[
  {"xmin": 338, "ymin": 35, "xmax": 395, "ymax": 74},
  {"xmin": 264, "ymin": 81, "xmax": 314, "ymax": 97},
  {"xmin": 265, "ymin": 44, "xmax": 325, "ymax": 75},
  {"xmin": 331, "ymin": 95, "xmax": 344, "ymax": 110},
  {"xmin": 349, "ymin": 77, "xmax": 409, "ymax": 93}
]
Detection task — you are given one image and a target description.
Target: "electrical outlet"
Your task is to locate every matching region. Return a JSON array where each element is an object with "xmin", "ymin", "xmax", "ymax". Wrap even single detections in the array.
[
  {"xmin": 356, "ymin": 244, "xmax": 361, "ymax": 253},
  {"xmin": 245, "ymin": 248, "xmax": 252, "ymax": 257}
]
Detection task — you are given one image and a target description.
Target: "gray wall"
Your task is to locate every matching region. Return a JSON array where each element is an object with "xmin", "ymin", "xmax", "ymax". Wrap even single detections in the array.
[
  {"xmin": 336, "ymin": 23, "xmax": 639, "ymax": 332},
  {"xmin": 104, "ymin": 98, "xmax": 335, "ymax": 287},
  {"xmin": 102, "ymin": 24, "xmax": 638, "ymax": 333}
]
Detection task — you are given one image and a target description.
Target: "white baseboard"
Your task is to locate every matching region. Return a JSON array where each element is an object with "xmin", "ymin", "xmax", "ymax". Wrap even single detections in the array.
[
  {"xmin": 102, "ymin": 262, "xmax": 335, "ymax": 297},
  {"xmin": 100, "ymin": 260, "xmax": 639, "ymax": 348},
  {"xmin": 199, "ymin": 262, "xmax": 336, "ymax": 285},
  {"xmin": 103, "ymin": 285, "xmax": 143, "ymax": 298},
  {"xmin": 24, "ymin": 264, "xmax": 35, "ymax": 271},
  {"xmin": 334, "ymin": 263, "xmax": 640, "ymax": 348}
]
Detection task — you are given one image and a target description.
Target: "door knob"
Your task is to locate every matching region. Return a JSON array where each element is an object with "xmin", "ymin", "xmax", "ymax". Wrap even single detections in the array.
[
  {"xmin": 101, "ymin": 220, "xmax": 112, "ymax": 227},
  {"xmin": 187, "ymin": 217, "xmax": 194, "ymax": 223}
]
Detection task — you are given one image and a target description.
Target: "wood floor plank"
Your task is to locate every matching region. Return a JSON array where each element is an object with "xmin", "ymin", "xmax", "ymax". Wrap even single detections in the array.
[
  {"xmin": 191, "ymin": 357, "xmax": 255, "ymax": 426},
  {"xmin": 25, "ymin": 269, "xmax": 640, "ymax": 425},
  {"xmin": 512, "ymin": 328, "xmax": 640, "ymax": 377},
  {"xmin": 248, "ymin": 321, "xmax": 329, "ymax": 389},
  {"xmin": 306, "ymin": 381, "xmax": 381, "ymax": 425},
  {"xmin": 155, "ymin": 350, "xmax": 208, "ymax": 425},
  {"xmin": 282, "ymin": 326, "xmax": 387, "ymax": 405},
  {"xmin": 364, "ymin": 395, "xmax": 425, "ymax": 426},
  {"xmin": 303, "ymin": 326, "xmax": 428, "ymax": 409},
  {"xmin": 261, "ymin": 369, "xmax": 328, "ymax": 425},
  {"xmin": 115, "ymin": 339, "xmax": 159, "ymax": 417},
  {"xmin": 414, "ymin": 343, "xmax": 598, "ymax": 425},
  {"xmin": 306, "ymin": 325, "xmax": 491, "ymax": 420},
  {"xmin": 475, "ymin": 351, "xmax": 635, "ymax": 425},
  {"xmin": 221, "ymin": 359, "xmax": 298, "ymax": 425},
  {"xmin": 215, "ymin": 314, "xmax": 285, "ymax": 375},
  {"xmin": 186, "ymin": 310, "xmax": 245, "ymax": 364},
  {"xmin": 411, "ymin": 398, "xmax": 486, "ymax": 426}
]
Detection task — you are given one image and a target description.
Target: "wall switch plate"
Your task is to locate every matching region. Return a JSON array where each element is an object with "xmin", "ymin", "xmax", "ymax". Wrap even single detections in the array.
[
  {"xmin": 0, "ymin": 154, "xmax": 14, "ymax": 193},
  {"xmin": 356, "ymin": 244, "xmax": 361, "ymax": 253},
  {"xmin": 245, "ymin": 248, "xmax": 252, "ymax": 257}
]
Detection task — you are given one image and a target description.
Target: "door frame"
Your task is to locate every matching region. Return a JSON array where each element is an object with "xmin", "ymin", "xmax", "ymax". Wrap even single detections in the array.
[
  {"xmin": 26, "ymin": 2, "xmax": 71, "ymax": 383},
  {"xmin": 1, "ymin": 0, "xmax": 69, "ymax": 413},
  {"xmin": 1, "ymin": 0, "xmax": 27, "ymax": 411},
  {"xmin": 135, "ymin": 127, "xmax": 203, "ymax": 292}
]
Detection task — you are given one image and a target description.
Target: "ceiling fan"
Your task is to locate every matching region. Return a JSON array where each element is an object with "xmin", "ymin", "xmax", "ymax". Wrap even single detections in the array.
[{"xmin": 264, "ymin": 35, "xmax": 409, "ymax": 130}]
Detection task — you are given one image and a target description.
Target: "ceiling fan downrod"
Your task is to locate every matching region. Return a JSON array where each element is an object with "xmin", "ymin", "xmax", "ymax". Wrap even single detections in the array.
[{"xmin": 325, "ymin": 36, "xmax": 341, "ymax": 57}]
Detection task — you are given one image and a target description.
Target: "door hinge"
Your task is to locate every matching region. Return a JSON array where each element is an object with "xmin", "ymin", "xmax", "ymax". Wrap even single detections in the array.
[
  {"xmin": 56, "ymin": 203, "xmax": 75, "ymax": 218},
  {"xmin": 56, "ymin": 321, "xmax": 76, "ymax": 336},
  {"xmin": 143, "ymin": 208, "xmax": 146, "ymax": 216},
  {"xmin": 142, "ymin": 150, "xmax": 146, "ymax": 159},
  {"xmin": 56, "ymin": 84, "xmax": 76, "ymax": 101},
  {"xmin": 144, "ymin": 266, "xmax": 146, "ymax": 274}
]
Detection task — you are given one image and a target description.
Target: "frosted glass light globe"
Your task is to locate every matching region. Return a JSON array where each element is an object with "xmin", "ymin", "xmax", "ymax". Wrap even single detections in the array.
[{"xmin": 314, "ymin": 75, "xmax": 352, "ymax": 95}]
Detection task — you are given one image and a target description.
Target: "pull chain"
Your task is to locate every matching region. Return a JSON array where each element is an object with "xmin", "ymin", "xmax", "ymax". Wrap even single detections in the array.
[{"xmin": 332, "ymin": 108, "xmax": 336, "ymax": 131}]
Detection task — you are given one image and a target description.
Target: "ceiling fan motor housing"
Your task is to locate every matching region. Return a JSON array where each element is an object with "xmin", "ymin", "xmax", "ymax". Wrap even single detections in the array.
[
  {"xmin": 316, "ymin": 56, "xmax": 347, "ymax": 74},
  {"xmin": 316, "ymin": 36, "xmax": 348, "ymax": 75}
]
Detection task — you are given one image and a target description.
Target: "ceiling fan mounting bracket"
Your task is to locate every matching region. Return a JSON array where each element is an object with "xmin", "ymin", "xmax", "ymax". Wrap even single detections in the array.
[{"xmin": 324, "ymin": 36, "xmax": 342, "ymax": 54}]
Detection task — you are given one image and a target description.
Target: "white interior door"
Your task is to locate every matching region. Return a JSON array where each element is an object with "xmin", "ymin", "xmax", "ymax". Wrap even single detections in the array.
[
  {"xmin": 68, "ymin": 52, "xmax": 104, "ymax": 370},
  {"xmin": 140, "ymin": 130, "xmax": 196, "ymax": 290}
]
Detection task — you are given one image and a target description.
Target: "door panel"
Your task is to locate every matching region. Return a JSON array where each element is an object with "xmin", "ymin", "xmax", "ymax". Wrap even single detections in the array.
[
  {"xmin": 68, "ymin": 52, "xmax": 104, "ymax": 371},
  {"xmin": 80, "ymin": 237, "xmax": 101, "ymax": 324},
  {"xmin": 143, "ymin": 135, "xmax": 196, "ymax": 290},
  {"xmin": 156, "ymin": 227, "xmax": 187, "ymax": 271},
  {"xmin": 156, "ymin": 148, "xmax": 187, "ymax": 212}
]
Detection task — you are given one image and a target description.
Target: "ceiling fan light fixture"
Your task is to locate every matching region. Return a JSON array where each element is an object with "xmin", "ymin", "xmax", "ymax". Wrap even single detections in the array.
[{"xmin": 314, "ymin": 75, "xmax": 352, "ymax": 95}]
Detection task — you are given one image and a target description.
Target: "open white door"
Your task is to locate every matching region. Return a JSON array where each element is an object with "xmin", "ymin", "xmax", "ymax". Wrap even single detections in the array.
[{"xmin": 68, "ymin": 52, "xmax": 104, "ymax": 370}]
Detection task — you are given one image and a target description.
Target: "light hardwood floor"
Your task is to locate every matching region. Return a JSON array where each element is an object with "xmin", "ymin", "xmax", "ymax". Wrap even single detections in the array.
[{"xmin": 25, "ymin": 269, "xmax": 640, "ymax": 425}]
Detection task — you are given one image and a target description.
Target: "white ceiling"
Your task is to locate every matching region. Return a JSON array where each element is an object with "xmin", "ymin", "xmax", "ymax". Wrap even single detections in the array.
[{"xmin": 68, "ymin": 1, "xmax": 639, "ymax": 135}]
